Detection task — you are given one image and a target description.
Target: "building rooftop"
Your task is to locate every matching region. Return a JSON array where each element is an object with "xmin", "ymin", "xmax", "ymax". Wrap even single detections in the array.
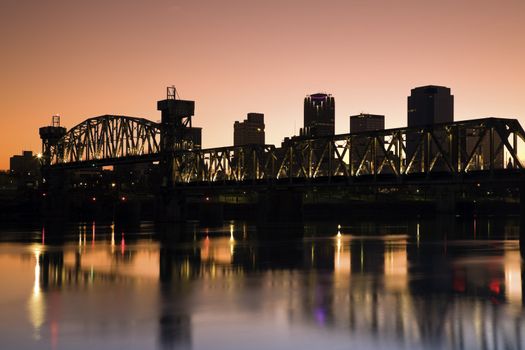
[
  {"xmin": 308, "ymin": 93, "xmax": 331, "ymax": 100},
  {"xmin": 411, "ymin": 85, "xmax": 451, "ymax": 94}
]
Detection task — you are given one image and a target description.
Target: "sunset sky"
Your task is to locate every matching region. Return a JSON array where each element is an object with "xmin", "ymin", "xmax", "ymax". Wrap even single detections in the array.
[{"xmin": 1, "ymin": 0, "xmax": 524, "ymax": 169}]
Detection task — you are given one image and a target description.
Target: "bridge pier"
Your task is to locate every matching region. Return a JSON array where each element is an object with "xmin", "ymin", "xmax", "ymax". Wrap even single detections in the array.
[
  {"xmin": 435, "ymin": 187, "xmax": 457, "ymax": 215},
  {"xmin": 41, "ymin": 168, "xmax": 70, "ymax": 222},
  {"xmin": 158, "ymin": 189, "xmax": 187, "ymax": 223},
  {"xmin": 257, "ymin": 189, "xmax": 303, "ymax": 224},
  {"xmin": 198, "ymin": 201, "xmax": 224, "ymax": 226},
  {"xmin": 255, "ymin": 188, "xmax": 305, "ymax": 238}
]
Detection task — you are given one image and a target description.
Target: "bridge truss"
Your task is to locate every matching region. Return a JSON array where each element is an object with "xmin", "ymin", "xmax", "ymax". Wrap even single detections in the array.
[
  {"xmin": 48, "ymin": 115, "xmax": 161, "ymax": 166},
  {"xmin": 44, "ymin": 116, "xmax": 525, "ymax": 184},
  {"xmin": 171, "ymin": 118, "xmax": 525, "ymax": 184}
]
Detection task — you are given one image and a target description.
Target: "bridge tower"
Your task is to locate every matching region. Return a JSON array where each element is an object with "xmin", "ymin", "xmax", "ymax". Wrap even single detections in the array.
[
  {"xmin": 157, "ymin": 86, "xmax": 201, "ymax": 185},
  {"xmin": 157, "ymin": 86, "xmax": 201, "ymax": 221},
  {"xmin": 39, "ymin": 115, "xmax": 66, "ymax": 167},
  {"xmin": 157, "ymin": 86, "xmax": 201, "ymax": 152},
  {"xmin": 39, "ymin": 116, "xmax": 68, "ymax": 220}
]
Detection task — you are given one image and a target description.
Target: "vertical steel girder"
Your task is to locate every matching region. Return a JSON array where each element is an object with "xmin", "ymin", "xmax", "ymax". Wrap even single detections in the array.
[{"xmin": 171, "ymin": 118, "xmax": 525, "ymax": 184}]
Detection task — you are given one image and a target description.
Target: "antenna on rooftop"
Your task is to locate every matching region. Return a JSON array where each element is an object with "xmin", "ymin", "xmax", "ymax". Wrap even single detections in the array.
[
  {"xmin": 167, "ymin": 85, "xmax": 180, "ymax": 100},
  {"xmin": 52, "ymin": 115, "xmax": 61, "ymax": 127}
]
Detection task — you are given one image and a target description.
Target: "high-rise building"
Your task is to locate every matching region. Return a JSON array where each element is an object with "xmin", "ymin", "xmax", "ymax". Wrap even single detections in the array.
[
  {"xmin": 406, "ymin": 85, "xmax": 453, "ymax": 172},
  {"xmin": 349, "ymin": 114, "xmax": 386, "ymax": 174},
  {"xmin": 233, "ymin": 113, "xmax": 265, "ymax": 146},
  {"xmin": 301, "ymin": 93, "xmax": 335, "ymax": 137},
  {"xmin": 408, "ymin": 85, "xmax": 454, "ymax": 127},
  {"xmin": 350, "ymin": 113, "xmax": 385, "ymax": 133}
]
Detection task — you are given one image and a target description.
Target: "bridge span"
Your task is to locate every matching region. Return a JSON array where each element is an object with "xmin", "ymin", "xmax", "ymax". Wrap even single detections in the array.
[
  {"xmin": 41, "ymin": 115, "xmax": 525, "ymax": 185},
  {"xmin": 37, "ymin": 94, "xmax": 525, "ymax": 226}
]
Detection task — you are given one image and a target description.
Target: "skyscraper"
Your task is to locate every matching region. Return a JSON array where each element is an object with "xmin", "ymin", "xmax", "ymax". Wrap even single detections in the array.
[
  {"xmin": 408, "ymin": 85, "xmax": 454, "ymax": 127},
  {"xmin": 349, "ymin": 114, "xmax": 386, "ymax": 174},
  {"xmin": 301, "ymin": 93, "xmax": 335, "ymax": 137},
  {"xmin": 406, "ymin": 85, "xmax": 454, "ymax": 172},
  {"xmin": 233, "ymin": 113, "xmax": 265, "ymax": 146},
  {"xmin": 350, "ymin": 113, "xmax": 385, "ymax": 133}
]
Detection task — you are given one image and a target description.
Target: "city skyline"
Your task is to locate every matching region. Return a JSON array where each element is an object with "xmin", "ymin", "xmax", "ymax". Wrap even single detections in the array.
[{"xmin": 1, "ymin": 0, "xmax": 524, "ymax": 169}]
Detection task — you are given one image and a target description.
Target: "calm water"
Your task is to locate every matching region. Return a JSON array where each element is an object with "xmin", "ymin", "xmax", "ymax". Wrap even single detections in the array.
[{"xmin": 0, "ymin": 218, "xmax": 524, "ymax": 350}]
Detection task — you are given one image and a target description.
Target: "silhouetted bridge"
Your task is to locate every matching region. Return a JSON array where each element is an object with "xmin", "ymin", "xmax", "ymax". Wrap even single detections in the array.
[{"xmin": 41, "ymin": 115, "xmax": 525, "ymax": 188}]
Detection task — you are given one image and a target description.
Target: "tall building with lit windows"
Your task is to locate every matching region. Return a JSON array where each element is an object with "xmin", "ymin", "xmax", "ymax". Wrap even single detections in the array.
[{"xmin": 301, "ymin": 93, "xmax": 335, "ymax": 137}]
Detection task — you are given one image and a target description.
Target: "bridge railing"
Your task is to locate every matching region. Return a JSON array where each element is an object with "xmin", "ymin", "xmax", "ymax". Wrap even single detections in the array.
[{"xmin": 172, "ymin": 118, "xmax": 525, "ymax": 184}]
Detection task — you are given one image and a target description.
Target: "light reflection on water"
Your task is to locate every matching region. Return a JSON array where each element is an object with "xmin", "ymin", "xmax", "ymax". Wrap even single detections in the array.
[
  {"xmin": 28, "ymin": 249, "xmax": 44, "ymax": 340},
  {"xmin": 0, "ymin": 219, "xmax": 523, "ymax": 349}
]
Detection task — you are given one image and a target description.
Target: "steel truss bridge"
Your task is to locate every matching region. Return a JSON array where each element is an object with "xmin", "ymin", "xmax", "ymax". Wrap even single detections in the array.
[
  {"xmin": 45, "ymin": 115, "xmax": 161, "ymax": 166},
  {"xmin": 44, "ymin": 116, "xmax": 525, "ymax": 186}
]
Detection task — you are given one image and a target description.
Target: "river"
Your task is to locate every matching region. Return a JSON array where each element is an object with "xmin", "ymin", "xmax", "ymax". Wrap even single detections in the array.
[{"xmin": 0, "ymin": 217, "xmax": 523, "ymax": 349}]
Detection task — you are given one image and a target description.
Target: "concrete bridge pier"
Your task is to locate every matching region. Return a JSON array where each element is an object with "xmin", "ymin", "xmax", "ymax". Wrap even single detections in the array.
[
  {"xmin": 255, "ymin": 189, "xmax": 304, "ymax": 238},
  {"xmin": 158, "ymin": 189, "xmax": 187, "ymax": 223},
  {"xmin": 198, "ymin": 200, "xmax": 224, "ymax": 226},
  {"xmin": 257, "ymin": 189, "xmax": 303, "ymax": 224},
  {"xmin": 435, "ymin": 187, "xmax": 457, "ymax": 215},
  {"xmin": 41, "ymin": 168, "xmax": 70, "ymax": 222}
]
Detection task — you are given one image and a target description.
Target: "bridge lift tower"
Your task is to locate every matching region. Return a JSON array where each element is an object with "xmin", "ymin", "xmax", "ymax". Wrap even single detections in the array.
[
  {"xmin": 39, "ymin": 115, "xmax": 68, "ymax": 215},
  {"xmin": 157, "ymin": 86, "xmax": 202, "ymax": 190},
  {"xmin": 39, "ymin": 115, "xmax": 67, "ymax": 167},
  {"xmin": 157, "ymin": 86, "xmax": 202, "ymax": 152}
]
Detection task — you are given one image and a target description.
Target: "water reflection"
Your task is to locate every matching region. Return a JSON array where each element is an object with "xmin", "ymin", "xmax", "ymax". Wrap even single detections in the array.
[
  {"xmin": 384, "ymin": 238, "xmax": 408, "ymax": 291},
  {"xmin": 0, "ymin": 218, "xmax": 523, "ymax": 349},
  {"xmin": 504, "ymin": 249, "xmax": 522, "ymax": 309},
  {"xmin": 334, "ymin": 235, "xmax": 350, "ymax": 274},
  {"xmin": 28, "ymin": 250, "xmax": 44, "ymax": 339}
]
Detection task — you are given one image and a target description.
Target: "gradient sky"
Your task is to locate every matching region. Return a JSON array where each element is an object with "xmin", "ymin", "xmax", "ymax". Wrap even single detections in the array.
[{"xmin": 1, "ymin": 0, "xmax": 524, "ymax": 169}]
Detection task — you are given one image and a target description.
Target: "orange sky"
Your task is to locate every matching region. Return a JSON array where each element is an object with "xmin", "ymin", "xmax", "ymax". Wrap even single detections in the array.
[{"xmin": 1, "ymin": 0, "xmax": 524, "ymax": 169}]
